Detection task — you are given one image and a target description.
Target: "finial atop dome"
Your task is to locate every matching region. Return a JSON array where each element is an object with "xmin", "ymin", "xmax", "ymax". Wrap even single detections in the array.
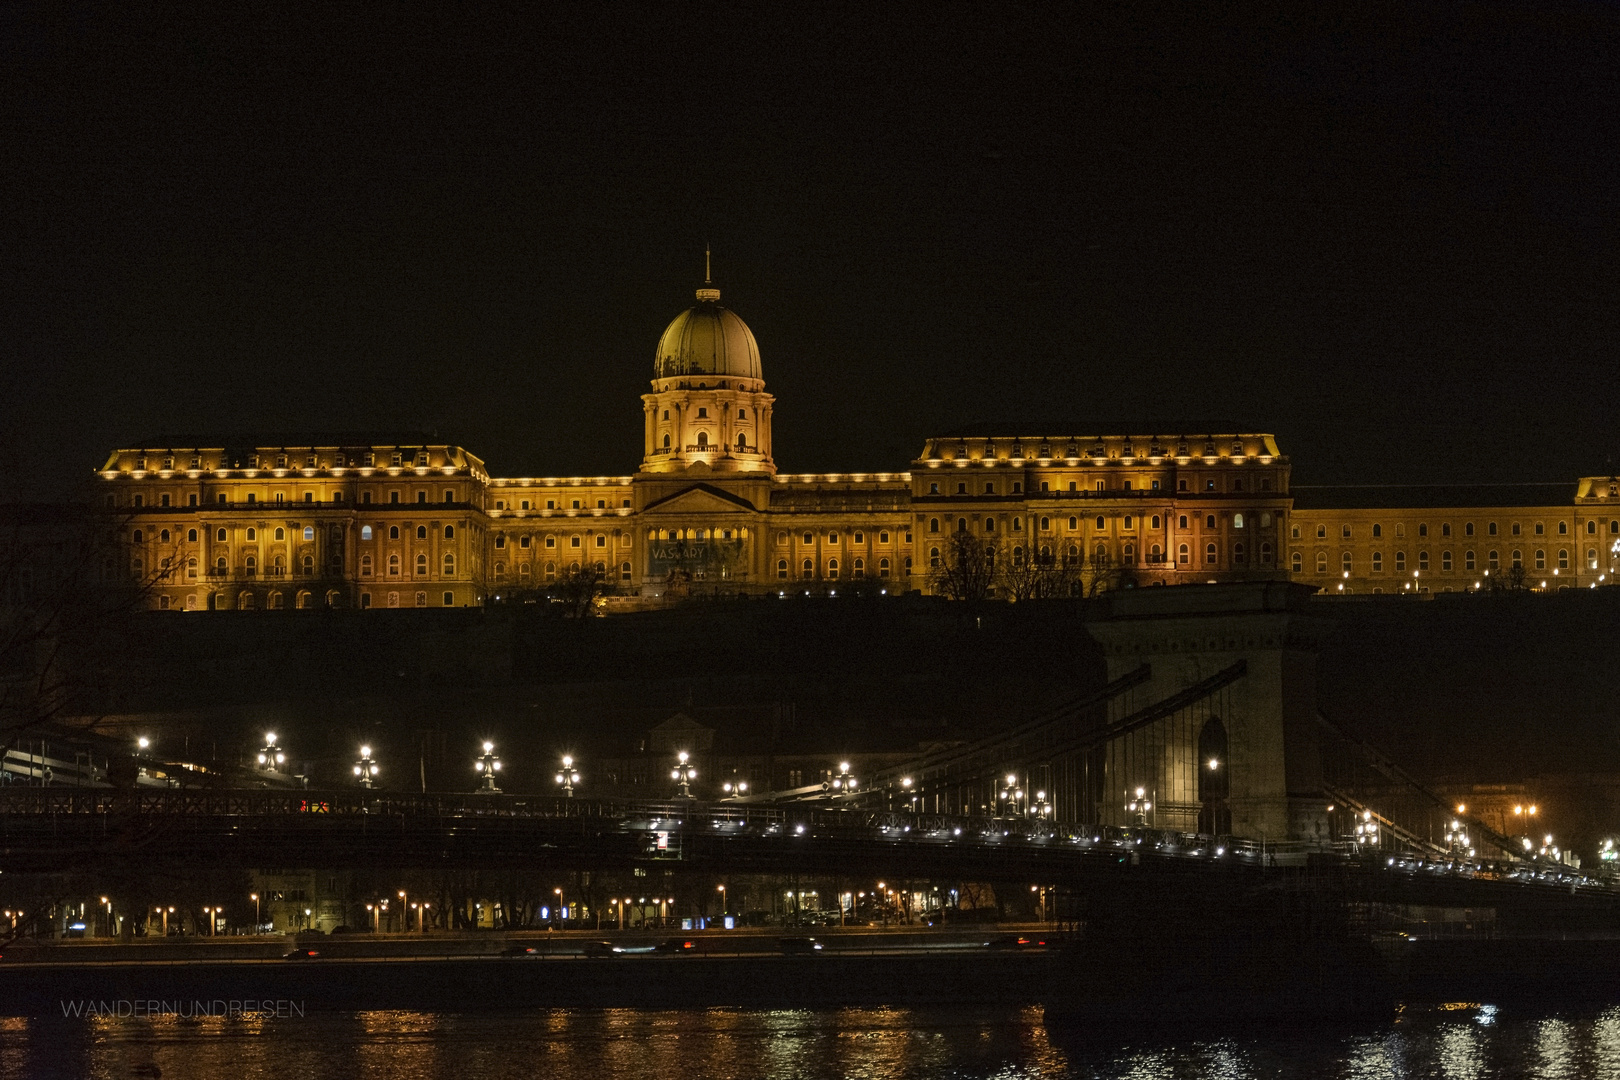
[{"xmin": 696, "ymin": 245, "xmax": 720, "ymax": 301}]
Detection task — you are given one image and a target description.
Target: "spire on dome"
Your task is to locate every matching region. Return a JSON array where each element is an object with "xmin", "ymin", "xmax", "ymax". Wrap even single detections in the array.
[{"xmin": 696, "ymin": 246, "xmax": 720, "ymax": 301}]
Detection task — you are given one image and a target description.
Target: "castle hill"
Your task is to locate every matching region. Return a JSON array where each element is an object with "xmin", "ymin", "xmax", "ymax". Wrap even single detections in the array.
[{"xmin": 0, "ymin": 268, "xmax": 1616, "ymax": 1034}]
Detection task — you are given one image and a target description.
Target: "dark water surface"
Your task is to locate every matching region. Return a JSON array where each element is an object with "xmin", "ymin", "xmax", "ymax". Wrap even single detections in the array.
[{"xmin": 4, "ymin": 1002, "xmax": 1620, "ymax": 1079}]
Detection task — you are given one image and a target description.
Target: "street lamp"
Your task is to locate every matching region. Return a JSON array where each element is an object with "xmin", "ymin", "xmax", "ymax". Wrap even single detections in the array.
[
  {"xmin": 420, "ymin": 902, "xmax": 431, "ymax": 933},
  {"xmin": 717, "ymin": 883, "xmax": 728, "ymax": 916},
  {"xmin": 825, "ymin": 761, "xmax": 858, "ymax": 794},
  {"xmin": 900, "ymin": 776, "xmax": 919, "ymax": 812},
  {"xmin": 1030, "ymin": 790, "xmax": 1053, "ymax": 818},
  {"xmin": 555, "ymin": 755, "xmax": 580, "ymax": 797},
  {"xmin": 399, "ymin": 890, "xmax": 409, "ymax": 932},
  {"xmin": 476, "ymin": 741, "xmax": 502, "ymax": 793},
  {"xmin": 250, "ymin": 893, "xmax": 260, "ymax": 930},
  {"xmin": 354, "ymin": 745, "xmax": 379, "ymax": 788},
  {"xmin": 1126, "ymin": 786, "xmax": 1152, "ymax": 827},
  {"xmin": 1001, "ymin": 773, "xmax": 1025, "ymax": 815},
  {"xmin": 672, "ymin": 751, "xmax": 697, "ymax": 798},
  {"xmin": 1444, "ymin": 819, "xmax": 1474, "ymax": 857},
  {"xmin": 554, "ymin": 887, "xmax": 564, "ymax": 928},
  {"xmin": 1353, "ymin": 810, "xmax": 1379, "ymax": 848},
  {"xmin": 722, "ymin": 779, "xmax": 749, "ymax": 799},
  {"xmin": 257, "ymin": 733, "xmax": 286, "ymax": 772},
  {"xmin": 136, "ymin": 736, "xmax": 150, "ymax": 752}
]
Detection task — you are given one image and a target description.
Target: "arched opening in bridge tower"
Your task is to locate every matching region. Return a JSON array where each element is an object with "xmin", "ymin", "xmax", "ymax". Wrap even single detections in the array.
[{"xmin": 1197, "ymin": 716, "xmax": 1231, "ymax": 835}]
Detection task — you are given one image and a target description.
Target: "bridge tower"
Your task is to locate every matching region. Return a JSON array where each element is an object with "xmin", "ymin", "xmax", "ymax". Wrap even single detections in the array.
[{"xmin": 1084, "ymin": 581, "xmax": 1331, "ymax": 844}]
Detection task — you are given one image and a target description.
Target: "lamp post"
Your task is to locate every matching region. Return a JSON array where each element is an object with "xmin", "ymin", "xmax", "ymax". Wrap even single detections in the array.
[
  {"xmin": 1353, "ymin": 810, "xmax": 1379, "ymax": 849},
  {"xmin": 900, "ymin": 776, "xmax": 919, "ymax": 812},
  {"xmin": 554, "ymin": 887, "xmax": 564, "ymax": 929},
  {"xmin": 476, "ymin": 741, "xmax": 502, "ymax": 793},
  {"xmin": 354, "ymin": 745, "xmax": 379, "ymax": 788},
  {"xmin": 1444, "ymin": 819, "xmax": 1474, "ymax": 857},
  {"xmin": 420, "ymin": 902, "xmax": 431, "ymax": 933},
  {"xmin": 250, "ymin": 892, "xmax": 260, "ymax": 931},
  {"xmin": 398, "ymin": 890, "xmax": 409, "ymax": 932},
  {"xmin": 1126, "ymin": 786, "xmax": 1152, "ymax": 827},
  {"xmin": 555, "ymin": 754, "xmax": 579, "ymax": 797},
  {"xmin": 257, "ymin": 733, "xmax": 286, "ymax": 773},
  {"xmin": 717, "ymin": 883, "xmax": 728, "ymax": 917},
  {"xmin": 722, "ymin": 779, "xmax": 748, "ymax": 799},
  {"xmin": 825, "ymin": 761, "xmax": 858, "ymax": 795},
  {"xmin": 672, "ymin": 751, "xmax": 697, "ymax": 799},
  {"xmin": 366, "ymin": 902, "xmax": 377, "ymax": 933},
  {"xmin": 1030, "ymin": 790, "xmax": 1053, "ymax": 818},
  {"xmin": 1002, "ymin": 774, "xmax": 1025, "ymax": 816}
]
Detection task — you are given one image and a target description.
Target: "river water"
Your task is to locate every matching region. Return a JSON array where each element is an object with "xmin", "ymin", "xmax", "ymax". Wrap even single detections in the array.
[{"xmin": 4, "ymin": 1001, "xmax": 1619, "ymax": 1079}]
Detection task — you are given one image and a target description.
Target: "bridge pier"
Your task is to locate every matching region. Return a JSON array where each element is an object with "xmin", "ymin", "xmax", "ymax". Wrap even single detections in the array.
[{"xmin": 1086, "ymin": 582, "xmax": 1332, "ymax": 844}]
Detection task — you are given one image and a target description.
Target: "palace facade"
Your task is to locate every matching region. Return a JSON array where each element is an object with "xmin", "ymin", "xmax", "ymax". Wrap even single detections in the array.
[{"xmin": 97, "ymin": 281, "xmax": 1620, "ymax": 610}]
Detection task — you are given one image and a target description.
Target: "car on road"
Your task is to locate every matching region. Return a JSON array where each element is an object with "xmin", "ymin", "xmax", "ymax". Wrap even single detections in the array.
[
  {"xmin": 282, "ymin": 948, "xmax": 320, "ymax": 960},
  {"xmin": 653, "ymin": 939, "xmax": 697, "ymax": 954},
  {"xmin": 778, "ymin": 937, "xmax": 823, "ymax": 955},
  {"xmin": 984, "ymin": 934, "xmax": 1045, "ymax": 950},
  {"xmin": 499, "ymin": 945, "xmax": 541, "ymax": 958},
  {"xmin": 580, "ymin": 941, "xmax": 616, "ymax": 958}
]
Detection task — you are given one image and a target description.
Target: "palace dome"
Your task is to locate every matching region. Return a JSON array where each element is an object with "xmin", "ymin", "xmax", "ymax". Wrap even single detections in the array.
[{"xmin": 653, "ymin": 287, "xmax": 762, "ymax": 381}]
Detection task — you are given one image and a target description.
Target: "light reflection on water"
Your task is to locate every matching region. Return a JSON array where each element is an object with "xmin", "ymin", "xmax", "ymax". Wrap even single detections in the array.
[{"xmin": 6, "ymin": 1003, "xmax": 1620, "ymax": 1079}]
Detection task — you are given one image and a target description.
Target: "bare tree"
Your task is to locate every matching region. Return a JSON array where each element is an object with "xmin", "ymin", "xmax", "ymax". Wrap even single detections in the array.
[
  {"xmin": 928, "ymin": 529, "xmax": 999, "ymax": 601},
  {"xmin": 549, "ymin": 562, "xmax": 607, "ymax": 618}
]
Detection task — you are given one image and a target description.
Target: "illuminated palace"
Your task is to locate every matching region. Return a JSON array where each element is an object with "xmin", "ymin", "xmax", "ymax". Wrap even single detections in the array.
[{"xmin": 99, "ymin": 279, "xmax": 1620, "ymax": 610}]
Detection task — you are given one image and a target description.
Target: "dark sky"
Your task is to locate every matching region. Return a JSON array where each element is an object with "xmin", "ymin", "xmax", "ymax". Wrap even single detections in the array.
[{"xmin": 4, "ymin": 2, "xmax": 1618, "ymax": 500}]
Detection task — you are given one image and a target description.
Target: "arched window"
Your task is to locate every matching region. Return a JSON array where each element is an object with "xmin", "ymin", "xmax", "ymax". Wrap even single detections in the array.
[
  {"xmin": 443, "ymin": 553, "xmax": 456, "ymax": 576},
  {"xmin": 1233, "ymin": 513, "xmax": 1244, "ymax": 529},
  {"xmin": 1512, "ymin": 550, "xmax": 1523, "ymax": 568},
  {"xmin": 186, "ymin": 528, "xmax": 197, "ymax": 542},
  {"xmin": 1372, "ymin": 551, "xmax": 1383, "ymax": 572},
  {"xmin": 361, "ymin": 525, "xmax": 373, "ymax": 540},
  {"xmin": 268, "ymin": 591, "xmax": 284, "ymax": 610},
  {"xmin": 777, "ymin": 559, "xmax": 788, "ymax": 579},
  {"xmin": 739, "ymin": 408, "xmax": 747, "ymax": 419},
  {"xmin": 361, "ymin": 554, "xmax": 373, "ymax": 576},
  {"xmin": 493, "ymin": 562, "xmax": 505, "ymax": 580},
  {"xmin": 853, "ymin": 558, "xmax": 865, "ymax": 578},
  {"xmin": 929, "ymin": 518, "xmax": 940, "ymax": 533},
  {"xmin": 215, "ymin": 555, "xmax": 228, "ymax": 573},
  {"xmin": 388, "ymin": 554, "xmax": 400, "ymax": 576},
  {"xmin": 984, "ymin": 517, "xmax": 995, "ymax": 532},
  {"xmin": 416, "ymin": 526, "xmax": 427, "ymax": 540},
  {"xmin": 827, "ymin": 558, "xmax": 839, "ymax": 579},
  {"xmin": 304, "ymin": 526, "xmax": 314, "ymax": 540},
  {"xmin": 545, "ymin": 562, "xmax": 557, "ymax": 581},
  {"xmin": 802, "ymin": 558, "xmax": 814, "ymax": 579},
  {"xmin": 1123, "ymin": 543, "xmax": 1136, "ymax": 565},
  {"xmin": 186, "ymin": 557, "xmax": 197, "ymax": 579},
  {"xmin": 737, "ymin": 433, "xmax": 747, "ymax": 450},
  {"xmin": 238, "ymin": 592, "xmax": 254, "ymax": 610},
  {"xmin": 273, "ymin": 527, "xmax": 285, "ymax": 541},
  {"xmin": 1489, "ymin": 550, "xmax": 1500, "ymax": 569},
  {"xmin": 803, "ymin": 531, "xmax": 814, "ymax": 545},
  {"xmin": 389, "ymin": 526, "xmax": 400, "ymax": 540},
  {"xmin": 1232, "ymin": 543, "xmax": 1244, "ymax": 564},
  {"xmin": 444, "ymin": 525, "xmax": 454, "ymax": 539},
  {"xmin": 696, "ymin": 431, "xmax": 708, "ymax": 448},
  {"xmin": 879, "ymin": 557, "xmax": 890, "ymax": 577},
  {"xmin": 929, "ymin": 547, "xmax": 940, "ymax": 568},
  {"xmin": 300, "ymin": 554, "xmax": 313, "ymax": 575},
  {"xmin": 1291, "ymin": 551, "xmax": 1302, "ymax": 573},
  {"xmin": 416, "ymin": 553, "xmax": 428, "ymax": 575},
  {"xmin": 1314, "ymin": 552, "xmax": 1326, "ymax": 573},
  {"xmin": 621, "ymin": 561, "xmax": 632, "ymax": 581},
  {"xmin": 1206, "ymin": 543, "xmax": 1218, "ymax": 565},
  {"xmin": 1260, "ymin": 542, "xmax": 1272, "ymax": 565},
  {"xmin": 132, "ymin": 529, "xmax": 144, "ymax": 544},
  {"xmin": 956, "ymin": 517, "xmax": 967, "ymax": 533}
]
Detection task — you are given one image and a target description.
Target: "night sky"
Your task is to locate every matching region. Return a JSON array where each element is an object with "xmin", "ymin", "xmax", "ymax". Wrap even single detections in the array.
[{"xmin": 4, "ymin": 2, "xmax": 1618, "ymax": 501}]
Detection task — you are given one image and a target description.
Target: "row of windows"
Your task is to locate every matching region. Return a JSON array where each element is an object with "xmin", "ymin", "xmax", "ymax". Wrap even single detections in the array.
[
  {"xmin": 492, "ymin": 561, "xmax": 632, "ymax": 582},
  {"xmin": 659, "ymin": 432, "xmax": 752, "ymax": 451},
  {"xmin": 357, "ymin": 553, "xmax": 457, "ymax": 578},
  {"xmin": 777, "ymin": 557, "xmax": 911, "ymax": 580},
  {"xmin": 495, "ymin": 533, "xmax": 613, "ymax": 550},
  {"xmin": 922, "ymin": 476, "xmax": 1277, "ymax": 496},
  {"xmin": 1297, "ymin": 519, "xmax": 1619, "ymax": 540},
  {"xmin": 134, "ymin": 524, "xmax": 463, "ymax": 544},
  {"xmin": 1295, "ymin": 548, "xmax": 1604, "ymax": 574},
  {"xmin": 118, "ymin": 488, "xmax": 464, "ymax": 508},
  {"xmin": 784, "ymin": 530, "xmax": 905, "ymax": 545},
  {"xmin": 925, "ymin": 512, "xmax": 1273, "ymax": 535},
  {"xmin": 659, "ymin": 406, "xmax": 751, "ymax": 420},
  {"xmin": 495, "ymin": 497, "xmax": 630, "ymax": 511},
  {"xmin": 133, "ymin": 451, "xmax": 436, "ymax": 471},
  {"xmin": 914, "ymin": 541, "xmax": 1275, "ymax": 569}
]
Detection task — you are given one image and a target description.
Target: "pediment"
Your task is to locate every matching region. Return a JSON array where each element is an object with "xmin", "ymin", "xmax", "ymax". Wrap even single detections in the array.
[{"xmin": 640, "ymin": 483, "xmax": 759, "ymax": 516}]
